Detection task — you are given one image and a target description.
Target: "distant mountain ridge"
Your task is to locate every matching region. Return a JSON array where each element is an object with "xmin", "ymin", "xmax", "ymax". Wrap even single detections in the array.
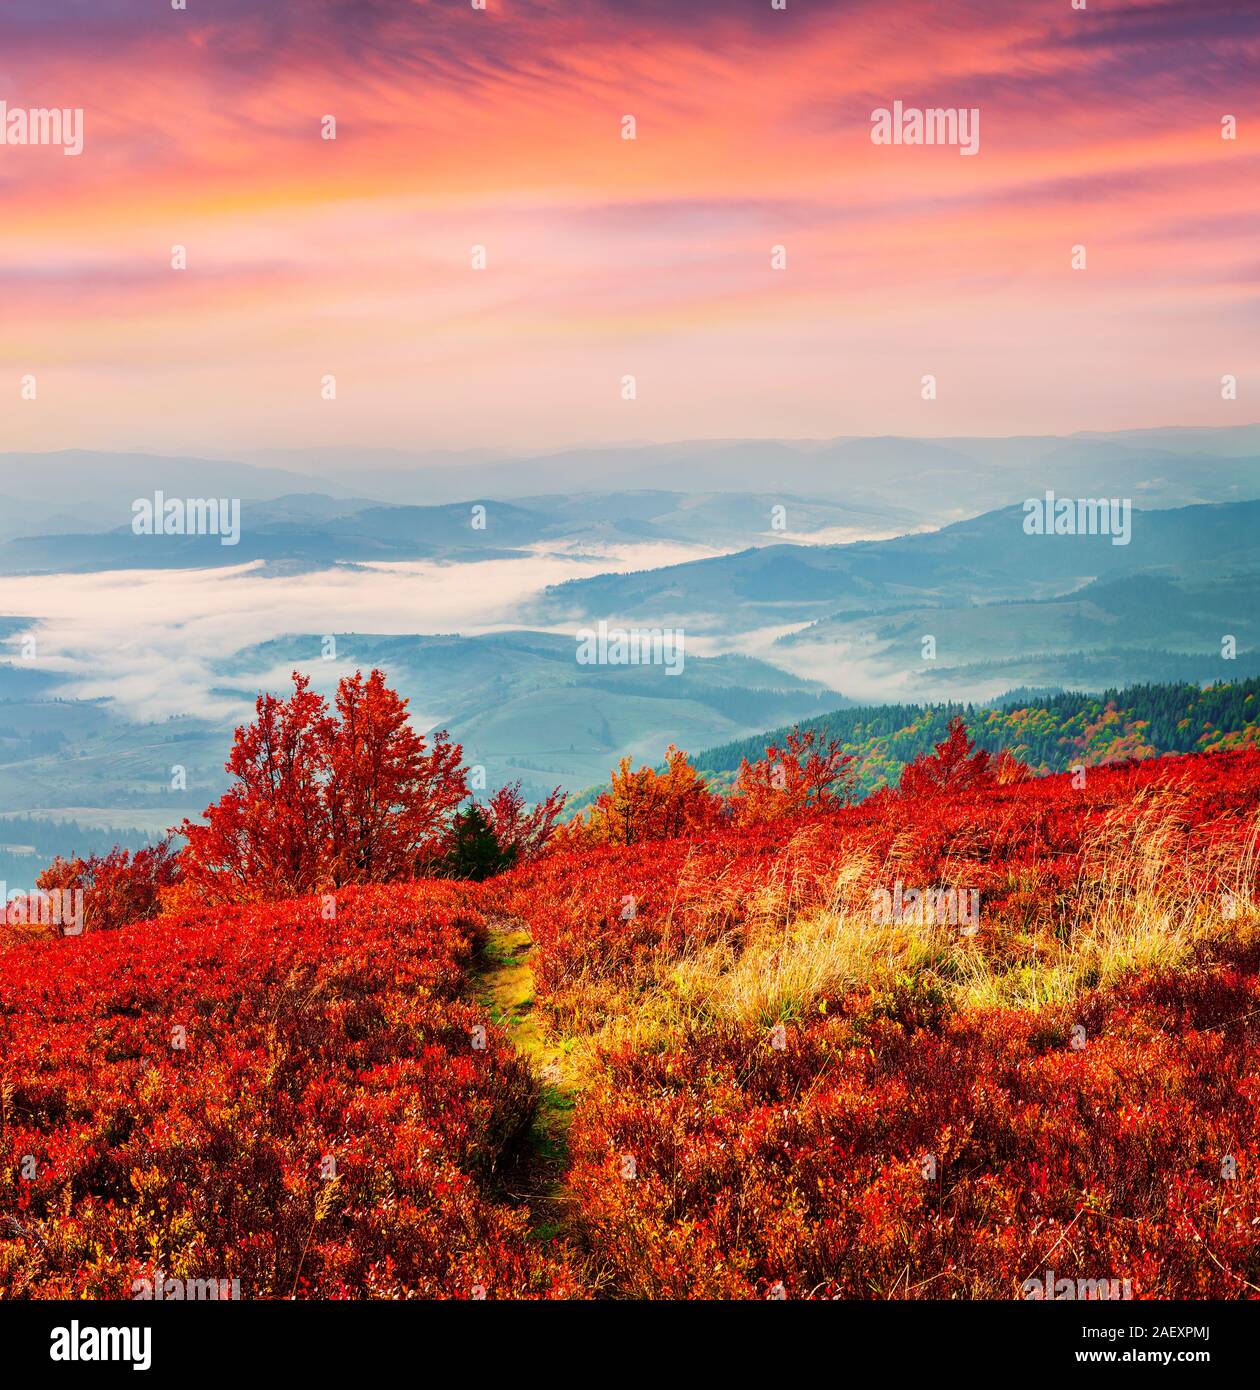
[
  {"xmin": 0, "ymin": 489, "xmax": 911, "ymax": 573},
  {"xmin": 223, "ymin": 424, "xmax": 1260, "ymax": 509},
  {"xmin": 535, "ymin": 497, "xmax": 1260, "ymax": 636},
  {"xmin": 4, "ymin": 423, "xmax": 1258, "ymax": 542}
]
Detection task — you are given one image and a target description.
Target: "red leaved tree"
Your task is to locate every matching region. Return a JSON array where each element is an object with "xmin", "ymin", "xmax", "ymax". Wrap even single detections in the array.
[
  {"xmin": 325, "ymin": 669, "xmax": 467, "ymax": 885},
  {"xmin": 898, "ymin": 716, "xmax": 995, "ymax": 798},
  {"xmin": 730, "ymin": 728, "xmax": 856, "ymax": 825},
  {"xmin": 177, "ymin": 669, "xmax": 467, "ymax": 902},
  {"xmin": 485, "ymin": 780, "xmax": 567, "ymax": 864},
  {"xmin": 178, "ymin": 672, "xmax": 332, "ymax": 902},
  {"xmin": 558, "ymin": 745, "xmax": 720, "ymax": 847}
]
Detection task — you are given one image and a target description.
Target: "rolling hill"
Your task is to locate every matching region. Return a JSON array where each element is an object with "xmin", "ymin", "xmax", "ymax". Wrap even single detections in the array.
[
  {"xmin": 693, "ymin": 677, "xmax": 1260, "ymax": 795},
  {"xmin": 0, "ymin": 488, "xmax": 914, "ymax": 575},
  {"xmin": 227, "ymin": 630, "xmax": 844, "ymax": 795}
]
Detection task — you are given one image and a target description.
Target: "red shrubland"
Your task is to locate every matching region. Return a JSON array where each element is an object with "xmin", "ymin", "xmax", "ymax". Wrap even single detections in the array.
[
  {"xmin": 11, "ymin": 707, "xmax": 1260, "ymax": 1301},
  {"xmin": 0, "ymin": 883, "xmax": 574, "ymax": 1298},
  {"xmin": 490, "ymin": 744, "xmax": 1260, "ymax": 1298},
  {"xmin": 34, "ymin": 839, "xmax": 180, "ymax": 936}
]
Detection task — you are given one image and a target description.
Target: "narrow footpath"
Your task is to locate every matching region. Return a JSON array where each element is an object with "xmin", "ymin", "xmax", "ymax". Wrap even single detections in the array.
[{"xmin": 476, "ymin": 919, "xmax": 579, "ymax": 1244}]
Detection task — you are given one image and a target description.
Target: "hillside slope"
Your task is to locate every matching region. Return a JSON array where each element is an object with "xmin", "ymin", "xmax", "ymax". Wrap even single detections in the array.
[
  {"xmin": 5, "ymin": 745, "xmax": 1260, "ymax": 1299},
  {"xmin": 487, "ymin": 747, "xmax": 1260, "ymax": 1298},
  {"xmin": 0, "ymin": 884, "xmax": 571, "ymax": 1298},
  {"xmin": 536, "ymin": 498, "xmax": 1260, "ymax": 634},
  {"xmin": 696, "ymin": 678, "xmax": 1260, "ymax": 794}
]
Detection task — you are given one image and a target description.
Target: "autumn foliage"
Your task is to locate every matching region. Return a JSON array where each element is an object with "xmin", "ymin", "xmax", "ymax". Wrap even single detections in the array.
[
  {"xmin": 8, "ymin": 697, "xmax": 1260, "ymax": 1300},
  {"xmin": 897, "ymin": 714, "xmax": 995, "ymax": 798},
  {"xmin": 177, "ymin": 669, "xmax": 468, "ymax": 903},
  {"xmin": 34, "ymin": 839, "xmax": 179, "ymax": 936},
  {"xmin": 556, "ymin": 744, "xmax": 721, "ymax": 847},
  {"xmin": 487, "ymin": 745, "xmax": 1260, "ymax": 1297},
  {"xmin": 484, "ymin": 781, "xmax": 567, "ymax": 865},
  {"xmin": 566, "ymin": 961, "xmax": 1260, "ymax": 1298},
  {"xmin": 730, "ymin": 727, "xmax": 856, "ymax": 823},
  {"xmin": 559, "ymin": 728, "xmax": 860, "ymax": 848},
  {"xmin": 0, "ymin": 884, "xmax": 571, "ymax": 1298}
]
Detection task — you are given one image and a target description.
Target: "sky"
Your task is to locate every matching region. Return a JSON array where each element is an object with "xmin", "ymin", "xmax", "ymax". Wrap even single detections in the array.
[{"xmin": 0, "ymin": 0, "xmax": 1257, "ymax": 454}]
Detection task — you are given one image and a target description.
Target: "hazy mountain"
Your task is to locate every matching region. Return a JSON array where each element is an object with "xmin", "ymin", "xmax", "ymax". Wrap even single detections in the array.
[
  {"xmin": 0, "ymin": 499, "xmax": 547, "ymax": 573},
  {"xmin": 0, "ymin": 490, "xmax": 913, "ymax": 574},
  {"xmin": 533, "ymin": 498, "xmax": 1260, "ymax": 635},
  {"xmin": 227, "ymin": 630, "xmax": 844, "ymax": 795},
  {"xmin": 221, "ymin": 425, "xmax": 1260, "ymax": 513},
  {"xmin": 515, "ymin": 490, "xmax": 917, "ymax": 543},
  {"xmin": 5, "ymin": 427, "xmax": 1255, "ymax": 547},
  {"xmin": 777, "ymin": 571, "xmax": 1260, "ymax": 701},
  {"xmin": 0, "ymin": 450, "xmax": 371, "ymax": 542}
]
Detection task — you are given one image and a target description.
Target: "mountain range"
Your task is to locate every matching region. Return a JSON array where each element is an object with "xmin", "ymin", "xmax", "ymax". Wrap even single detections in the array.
[{"xmin": 1, "ymin": 426, "xmax": 1258, "ymax": 875}]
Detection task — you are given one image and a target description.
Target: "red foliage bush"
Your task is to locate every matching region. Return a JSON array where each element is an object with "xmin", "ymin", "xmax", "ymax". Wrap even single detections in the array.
[
  {"xmin": 492, "ymin": 750, "xmax": 1260, "ymax": 1019},
  {"xmin": 0, "ymin": 883, "xmax": 572, "ymax": 1298},
  {"xmin": 33, "ymin": 839, "xmax": 180, "ymax": 936},
  {"xmin": 565, "ymin": 954, "xmax": 1260, "ymax": 1298},
  {"xmin": 177, "ymin": 669, "xmax": 467, "ymax": 903},
  {"xmin": 730, "ymin": 727, "xmax": 857, "ymax": 824}
]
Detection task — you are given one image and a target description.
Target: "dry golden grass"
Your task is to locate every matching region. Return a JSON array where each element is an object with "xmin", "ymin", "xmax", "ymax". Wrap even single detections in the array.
[{"xmin": 590, "ymin": 793, "xmax": 1260, "ymax": 1045}]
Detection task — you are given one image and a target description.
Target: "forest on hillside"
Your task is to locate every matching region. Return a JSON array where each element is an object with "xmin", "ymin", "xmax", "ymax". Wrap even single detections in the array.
[{"xmin": 696, "ymin": 678, "xmax": 1260, "ymax": 795}]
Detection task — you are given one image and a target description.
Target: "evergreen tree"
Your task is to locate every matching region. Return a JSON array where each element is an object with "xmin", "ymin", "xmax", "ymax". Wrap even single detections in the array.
[{"xmin": 442, "ymin": 803, "xmax": 514, "ymax": 881}]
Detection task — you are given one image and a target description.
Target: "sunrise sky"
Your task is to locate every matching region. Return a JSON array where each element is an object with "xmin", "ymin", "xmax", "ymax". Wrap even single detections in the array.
[{"xmin": 0, "ymin": 0, "xmax": 1256, "ymax": 453}]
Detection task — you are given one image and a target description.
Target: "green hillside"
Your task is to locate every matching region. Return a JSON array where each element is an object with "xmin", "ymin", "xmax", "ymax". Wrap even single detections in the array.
[{"xmin": 693, "ymin": 677, "xmax": 1260, "ymax": 795}]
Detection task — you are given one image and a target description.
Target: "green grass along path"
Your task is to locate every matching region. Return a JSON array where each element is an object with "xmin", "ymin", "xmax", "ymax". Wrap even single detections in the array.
[{"xmin": 476, "ymin": 920, "xmax": 579, "ymax": 1248}]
